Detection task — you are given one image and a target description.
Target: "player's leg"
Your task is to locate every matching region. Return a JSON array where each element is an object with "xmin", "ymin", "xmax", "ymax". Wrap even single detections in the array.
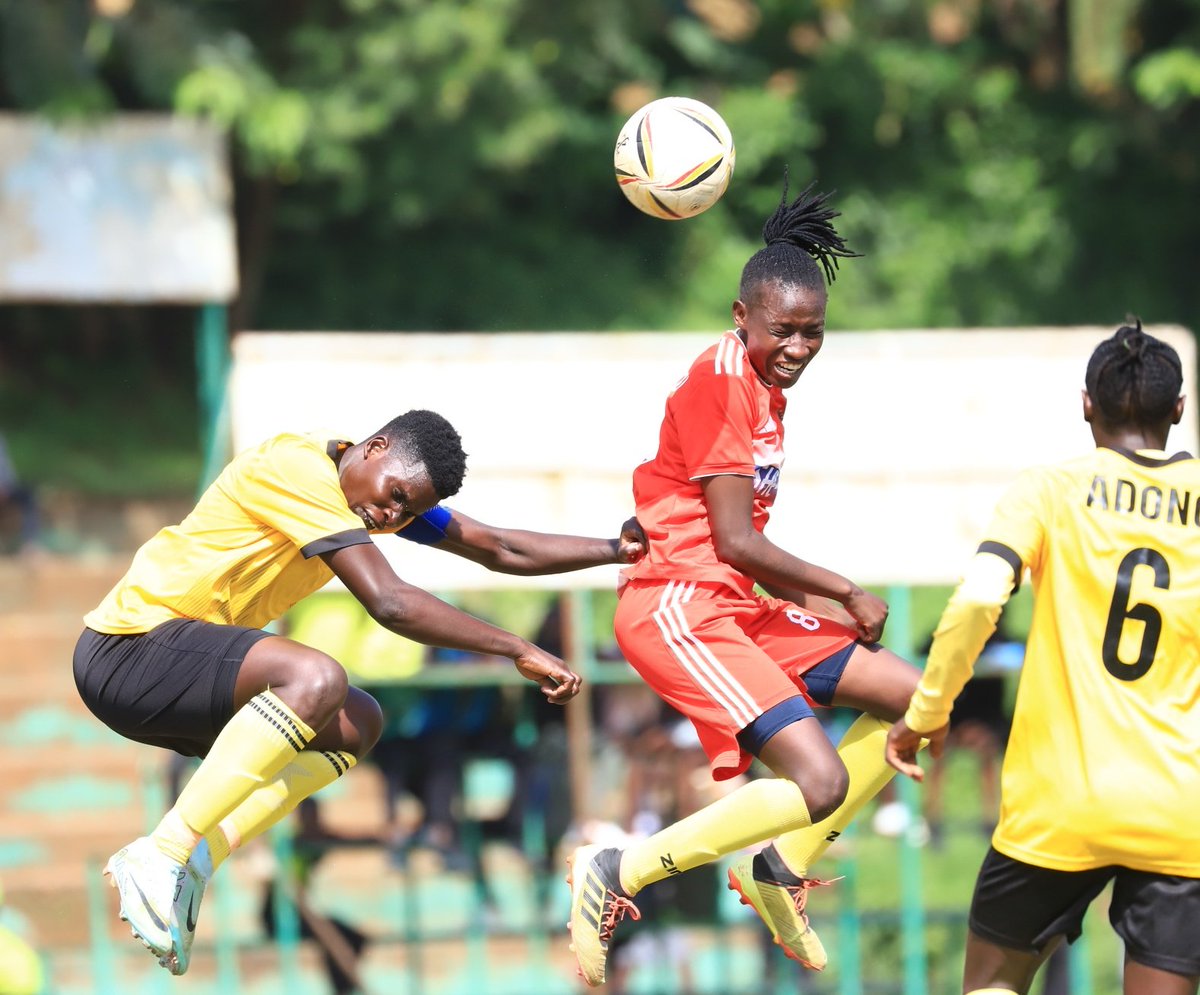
[
  {"xmin": 568, "ymin": 716, "xmax": 841, "ymax": 985},
  {"xmin": 770, "ymin": 641, "xmax": 921, "ymax": 878},
  {"xmin": 567, "ymin": 582, "xmax": 847, "ymax": 985},
  {"xmin": 962, "ymin": 930, "xmax": 1058, "ymax": 995},
  {"xmin": 200, "ymin": 680, "xmax": 381, "ymax": 869},
  {"xmin": 1110, "ymin": 868, "xmax": 1200, "ymax": 995},
  {"xmin": 712, "ymin": 602, "xmax": 921, "ymax": 969},
  {"xmin": 153, "ymin": 632, "xmax": 370, "ymax": 863},
  {"xmin": 159, "ymin": 638, "xmax": 383, "ymax": 974},
  {"xmin": 75, "ymin": 619, "xmax": 272, "ymax": 965},
  {"xmin": 1123, "ymin": 961, "xmax": 1198, "ymax": 995},
  {"xmin": 963, "ymin": 848, "xmax": 1114, "ymax": 995},
  {"xmin": 615, "ymin": 585, "xmax": 850, "ymax": 882},
  {"xmin": 200, "ymin": 684, "xmax": 381, "ymax": 861},
  {"xmin": 720, "ymin": 632, "xmax": 901, "ymax": 970},
  {"xmin": 77, "ymin": 621, "xmax": 380, "ymax": 973}
]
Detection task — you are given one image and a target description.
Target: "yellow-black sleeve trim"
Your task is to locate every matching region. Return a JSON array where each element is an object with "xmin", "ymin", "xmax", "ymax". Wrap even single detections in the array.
[
  {"xmin": 977, "ymin": 541, "xmax": 1023, "ymax": 594},
  {"xmin": 301, "ymin": 528, "xmax": 373, "ymax": 559}
]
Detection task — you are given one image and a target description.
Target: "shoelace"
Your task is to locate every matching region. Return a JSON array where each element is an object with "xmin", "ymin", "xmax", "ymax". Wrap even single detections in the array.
[
  {"xmin": 599, "ymin": 891, "xmax": 642, "ymax": 943},
  {"xmin": 783, "ymin": 876, "xmax": 841, "ymax": 925}
]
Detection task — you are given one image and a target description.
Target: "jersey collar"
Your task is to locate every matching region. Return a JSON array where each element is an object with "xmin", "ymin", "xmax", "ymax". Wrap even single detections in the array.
[
  {"xmin": 1107, "ymin": 446, "xmax": 1194, "ymax": 467},
  {"xmin": 326, "ymin": 439, "xmax": 352, "ymax": 466}
]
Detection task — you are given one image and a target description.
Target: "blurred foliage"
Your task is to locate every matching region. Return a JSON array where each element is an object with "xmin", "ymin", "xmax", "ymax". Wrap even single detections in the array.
[{"xmin": 0, "ymin": 0, "xmax": 1198, "ymax": 495}]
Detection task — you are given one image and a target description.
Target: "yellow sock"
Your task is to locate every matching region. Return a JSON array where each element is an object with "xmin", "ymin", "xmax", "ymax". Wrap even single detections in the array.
[
  {"xmin": 205, "ymin": 828, "xmax": 232, "ymax": 871},
  {"xmin": 772, "ymin": 714, "xmax": 905, "ymax": 876},
  {"xmin": 619, "ymin": 776, "xmax": 811, "ymax": 895},
  {"xmin": 152, "ymin": 691, "xmax": 316, "ymax": 864},
  {"xmin": 216, "ymin": 750, "xmax": 356, "ymax": 857}
]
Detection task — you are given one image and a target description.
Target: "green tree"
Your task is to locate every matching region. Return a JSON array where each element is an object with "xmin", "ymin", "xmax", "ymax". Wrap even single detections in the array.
[{"xmin": 1, "ymin": 0, "xmax": 1197, "ymax": 495}]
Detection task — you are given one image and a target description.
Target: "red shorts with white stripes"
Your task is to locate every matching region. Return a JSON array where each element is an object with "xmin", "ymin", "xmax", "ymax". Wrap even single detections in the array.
[{"xmin": 614, "ymin": 578, "xmax": 858, "ymax": 781}]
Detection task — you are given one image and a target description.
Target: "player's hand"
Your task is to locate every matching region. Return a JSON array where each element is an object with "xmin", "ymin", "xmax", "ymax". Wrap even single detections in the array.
[
  {"xmin": 513, "ymin": 644, "xmax": 583, "ymax": 704},
  {"xmin": 886, "ymin": 718, "xmax": 947, "ymax": 781},
  {"xmin": 843, "ymin": 588, "xmax": 889, "ymax": 643},
  {"xmin": 616, "ymin": 516, "xmax": 648, "ymax": 564}
]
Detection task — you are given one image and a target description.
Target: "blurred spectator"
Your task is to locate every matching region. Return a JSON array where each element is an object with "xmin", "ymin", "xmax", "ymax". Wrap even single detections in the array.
[
  {"xmin": 259, "ymin": 797, "xmax": 379, "ymax": 995},
  {"xmin": 0, "ymin": 433, "xmax": 41, "ymax": 557},
  {"xmin": 370, "ymin": 648, "xmax": 512, "ymax": 876}
]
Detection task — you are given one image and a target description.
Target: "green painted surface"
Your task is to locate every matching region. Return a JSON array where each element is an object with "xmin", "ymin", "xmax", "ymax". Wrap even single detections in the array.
[{"xmin": 11, "ymin": 775, "xmax": 133, "ymax": 813}]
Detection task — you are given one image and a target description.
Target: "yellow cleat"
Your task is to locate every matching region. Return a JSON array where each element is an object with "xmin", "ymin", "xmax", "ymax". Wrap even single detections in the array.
[
  {"xmin": 565, "ymin": 843, "xmax": 641, "ymax": 987},
  {"xmin": 727, "ymin": 846, "xmax": 836, "ymax": 971}
]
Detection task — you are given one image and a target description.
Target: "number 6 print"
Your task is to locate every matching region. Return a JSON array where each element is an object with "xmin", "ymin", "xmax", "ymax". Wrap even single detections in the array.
[{"xmin": 1102, "ymin": 547, "xmax": 1169, "ymax": 681}]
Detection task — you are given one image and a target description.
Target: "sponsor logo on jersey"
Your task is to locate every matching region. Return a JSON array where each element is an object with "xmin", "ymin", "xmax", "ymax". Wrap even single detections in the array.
[{"xmin": 755, "ymin": 464, "xmax": 781, "ymax": 500}]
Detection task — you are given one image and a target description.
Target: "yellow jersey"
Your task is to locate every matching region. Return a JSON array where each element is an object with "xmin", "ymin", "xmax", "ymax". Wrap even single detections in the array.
[
  {"xmin": 916, "ymin": 447, "xmax": 1200, "ymax": 876},
  {"xmin": 85, "ymin": 433, "xmax": 372, "ymax": 634}
]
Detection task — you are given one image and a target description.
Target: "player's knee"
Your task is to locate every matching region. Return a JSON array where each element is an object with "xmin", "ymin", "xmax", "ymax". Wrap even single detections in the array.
[
  {"xmin": 288, "ymin": 650, "xmax": 350, "ymax": 722},
  {"xmin": 808, "ymin": 776, "xmax": 849, "ymax": 824},
  {"xmin": 344, "ymin": 687, "xmax": 384, "ymax": 756},
  {"xmin": 796, "ymin": 757, "xmax": 849, "ymax": 823}
]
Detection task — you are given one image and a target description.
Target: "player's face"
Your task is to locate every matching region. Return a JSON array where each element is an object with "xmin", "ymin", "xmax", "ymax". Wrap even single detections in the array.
[
  {"xmin": 340, "ymin": 438, "xmax": 440, "ymax": 533},
  {"xmin": 734, "ymin": 280, "xmax": 827, "ymax": 390}
]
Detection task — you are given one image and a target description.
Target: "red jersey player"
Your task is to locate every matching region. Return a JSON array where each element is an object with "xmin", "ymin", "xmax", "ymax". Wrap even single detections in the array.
[{"xmin": 567, "ymin": 182, "xmax": 924, "ymax": 986}]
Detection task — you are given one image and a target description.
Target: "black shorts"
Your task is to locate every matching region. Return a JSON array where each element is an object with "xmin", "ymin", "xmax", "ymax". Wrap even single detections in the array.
[
  {"xmin": 73, "ymin": 620, "xmax": 272, "ymax": 758},
  {"xmin": 970, "ymin": 846, "xmax": 1200, "ymax": 977}
]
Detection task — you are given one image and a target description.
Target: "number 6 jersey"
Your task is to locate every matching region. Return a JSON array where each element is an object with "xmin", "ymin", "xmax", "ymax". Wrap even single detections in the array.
[{"xmin": 917, "ymin": 446, "xmax": 1200, "ymax": 875}]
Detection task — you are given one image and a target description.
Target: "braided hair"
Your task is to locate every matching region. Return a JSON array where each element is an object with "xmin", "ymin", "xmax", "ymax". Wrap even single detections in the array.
[
  {"xmin": 1085, "ymin": 319, "xmax": 1183, "ymax": 428},
  {"xmin": 376, "ymin": 409, "xmax": 467, "ymax": 499},
  {"xmin": 739, "ymin": 173, "xmax": 860, "ymax": 303}
]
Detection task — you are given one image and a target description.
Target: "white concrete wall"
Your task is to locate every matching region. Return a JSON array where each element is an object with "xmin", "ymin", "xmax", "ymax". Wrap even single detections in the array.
[{"xmin": 231, "ymin": 326, "xmax": 1198, "ymax": 589}]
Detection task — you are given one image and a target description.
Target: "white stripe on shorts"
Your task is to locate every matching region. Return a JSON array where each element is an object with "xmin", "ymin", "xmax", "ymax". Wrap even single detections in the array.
[{"xmin": 651, "ymin": 580, "xmax": 760, "ymax": 728}]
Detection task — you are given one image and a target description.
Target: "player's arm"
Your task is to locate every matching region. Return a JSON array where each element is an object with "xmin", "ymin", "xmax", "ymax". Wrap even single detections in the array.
[
  {"xmin": 320, "ymin": 542, "xmax": 581, "ymax": 703},
  {"xmin": 701, "ymin": 473, "xmax": 888, "ymax": 641},
  {"xmin": 885, "ymin": 548, "xmax": 1018, "ymax": 780},
  {"xmin": 403, "ymin": 506, "xmax": 647, "ymax": 575}
]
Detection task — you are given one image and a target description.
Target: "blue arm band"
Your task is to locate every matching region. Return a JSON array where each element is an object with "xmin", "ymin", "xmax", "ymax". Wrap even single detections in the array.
[{"xmin": 396, "ymin": 505, "xmax": 453, "ymax": 546}]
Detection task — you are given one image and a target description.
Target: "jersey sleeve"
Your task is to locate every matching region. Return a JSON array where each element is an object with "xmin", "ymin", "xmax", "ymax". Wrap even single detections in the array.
[
  {"xmin": 675, "ymin": 369, "xmax": 758, "ymax": 479},
  {"xmin": 904, "ymin": 551, "xmax": 1016, "ymax": 732},
  {"xmin": 980, "ymin": 467, "xmax": 1051, "ymax": 577},
  {"xmin": 234, "ymin": 437, "xmax": 372, "ymax": 557}
]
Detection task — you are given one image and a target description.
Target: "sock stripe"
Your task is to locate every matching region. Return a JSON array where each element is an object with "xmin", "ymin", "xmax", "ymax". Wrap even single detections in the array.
[
  {"xmin": 249, "ymin": 694, "xmax": 310, "ymax": 752},
  {"xmin": 258, "ymin": 692, "xmax": 314, "ymax": 743},
  {"xmin": 320, "ymin": 751, "xmax": 351, "ymax": 777}
]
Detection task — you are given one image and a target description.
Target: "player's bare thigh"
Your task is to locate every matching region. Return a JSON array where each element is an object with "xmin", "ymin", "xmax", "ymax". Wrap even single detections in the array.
[
  {"xmin": 1122, "ymin": 958, "xmax": 1199, "ymax": 995},
  {"xmin": 830, "ymin": 642, "xmax": 921, "ymax": 721},
  {"xmin": 962, "ymin": 930, "xmax": 1060, "ymax": 994}
]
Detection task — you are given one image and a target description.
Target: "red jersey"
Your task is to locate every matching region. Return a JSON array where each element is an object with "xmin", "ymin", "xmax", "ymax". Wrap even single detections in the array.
[{"xmin": 625, "ymin": 331, "xmax": 785, "ymax": 596}]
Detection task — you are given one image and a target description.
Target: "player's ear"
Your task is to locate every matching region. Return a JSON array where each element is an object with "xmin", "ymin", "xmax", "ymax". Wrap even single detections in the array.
[
  {"xmin": 364, "ymin": 435, "xmax": 390, "ymax": 458},
  {"xmin": 1081, "ymin": 389, "xmax": 1093, "ymax": 423},
  {"xmin": 1173, "ymin": 395, "xmax": 1185, "ymax": 426},
  {"xmin": 732, "ymin": 298, "xmax": 748, "ymax": 329}
]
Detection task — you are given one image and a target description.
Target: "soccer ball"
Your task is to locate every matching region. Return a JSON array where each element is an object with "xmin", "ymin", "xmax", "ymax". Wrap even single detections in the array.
[{"xmin": 613, "ymin": 96, "xmax": 735, "ymax": 220}]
